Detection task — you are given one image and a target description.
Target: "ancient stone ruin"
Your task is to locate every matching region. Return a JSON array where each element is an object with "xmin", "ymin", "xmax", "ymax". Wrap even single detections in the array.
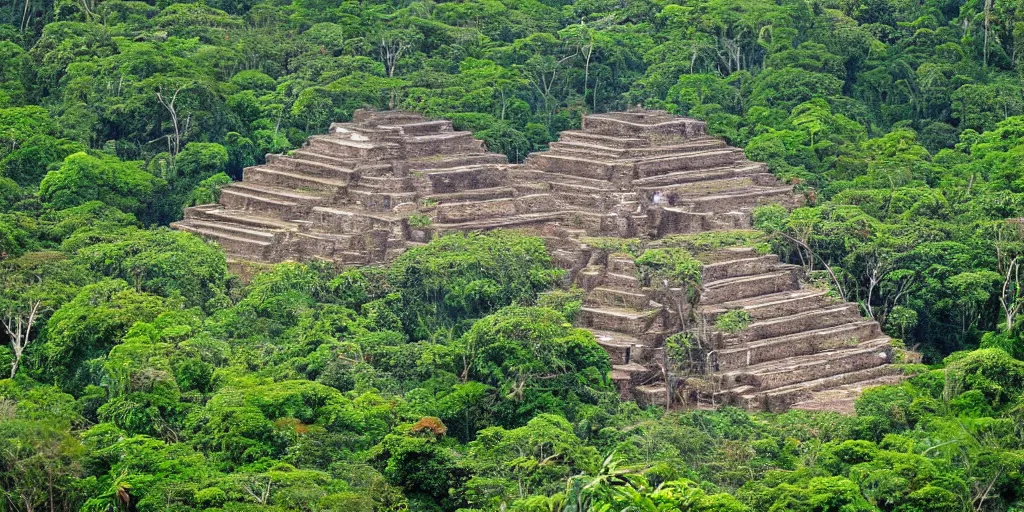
[{"xmin": 173, "ymin": 109, "xmax": 902, "ymax": 413}]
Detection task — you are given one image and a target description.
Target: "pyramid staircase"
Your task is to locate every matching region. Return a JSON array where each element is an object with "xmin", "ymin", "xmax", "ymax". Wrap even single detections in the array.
[
  {"xmin": 174, "ymin": 110, "xmax": 520, "ymax": 266},
  {"xmin": 174, "ymin": 109, "xmax": 904, "ymax": 413},
  {"xmin": 573, "ymin": 253, "xmax": 672, "ymax": 407},
  {"xmin": 694, "ymin": 247, "xmax": 902, "ymax": 412}
]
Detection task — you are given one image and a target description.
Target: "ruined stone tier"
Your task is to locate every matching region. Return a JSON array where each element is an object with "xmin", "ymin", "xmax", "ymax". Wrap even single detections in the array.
[
  {"xmin": 172, "ymin": 109, "xmax": 897, "ymax": 413},
  {"xmin": 173, "ymin": 109, "xmax": 800, "ymax": 268},
  {"xmin": 571, "ymin": 244, "xmax": 898, "ymax": 413}
]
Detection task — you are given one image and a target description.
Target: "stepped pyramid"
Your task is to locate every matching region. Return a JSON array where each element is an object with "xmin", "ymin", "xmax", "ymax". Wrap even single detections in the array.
[{"xmin": 174, "ymin": 109, "xmax": 902, "ymax": 413}]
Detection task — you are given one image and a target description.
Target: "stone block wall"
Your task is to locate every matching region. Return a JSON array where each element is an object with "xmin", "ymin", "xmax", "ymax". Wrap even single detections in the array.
[{"xmin": 172, "ymin": 108, "xmax": 900, "ymax": 413}]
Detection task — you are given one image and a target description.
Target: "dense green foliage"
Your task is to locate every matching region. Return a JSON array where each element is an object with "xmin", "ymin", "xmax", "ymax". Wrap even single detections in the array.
[{"xmin": 4, "ymin": 0, "xmax": 1024, "ymax": 510}]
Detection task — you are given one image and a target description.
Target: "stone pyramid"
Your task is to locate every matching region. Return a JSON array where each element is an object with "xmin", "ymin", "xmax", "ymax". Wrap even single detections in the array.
[{"xmin": 174, "ymin": 109, "xmax": 902, "ymax": 413}]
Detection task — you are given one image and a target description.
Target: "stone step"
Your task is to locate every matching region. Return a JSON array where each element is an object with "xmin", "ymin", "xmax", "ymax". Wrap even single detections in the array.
[
  {"xmin": 675, "ymin": 186, "xmax": 795, "ymax": 214},
  {"xmin": 220, "ymin": 186, "xmax": 303, "ymax": 217},
  {"xmin": 526, "ymin": 152, "xmax": 623, "ymax": 181},
  {"xmin": 434, "ymin": 196, "xmax": 518, "ymax": 223},
  {"xmin": 433, "ymin": 194, "xmax": 557, "ymax": 223},
  {"xmin": 575, "ymin": 265, "xmax": 605, "ymax": 290},
  {"xmin": 547, "ymin": 181, "xmax": 617, "ymax": 196},
  {"xmin": 788, "ymin": 370, "xmax": 907, "ymax": 414},
  {"xmin": 293, "ymin": 231, "xmax": 361, "ymax": 260},
  {"xmin": 712, "ymin": 289, "xmax": 832, "ymax": 321},
  {"xmin": 749, "ymin": 347, "xmax": 898, "ymax": 412},
  {"xmin": 319, "ymin": 231, "xmax": 393, "ymax": 263},
  {"xmin": 224, "ymin": 183, "xmax": 326, "ymax": 205},
  {"xmin": 583, "ymin": 112, "xmax": 706, "ymax": 138},
  {"xmin": 548, "ymin": 181, "xmax": 620, "ymax": 210},
  {"xmin": 587, "ymin": 287, "xmax": 649, "ymax": 310},
  {"xmin": 715, "ymin": 321, "xmax": 883, "ymax": 371},
  {"xmin": 633, "ymin": 162, "xmax": 766, "ymax": 188},
  {"xmin": 549, "ymin": 247, "xmax": 584, "ymax": 270},
  {"xmin": 608, "ymin": 255, "xmax": 637, "ymax": 274},
  {"xmin": 696, "ymin": 245, "xmax": 763, "ymax": 263},
  {"xmin": 553, "ymin": 190, "xmax": 607, "ymax": 210},
  {"xmin": 331, "ymin": 125, "xmax": 396, "ymax": 143},
  {"xmin": 717, "ymin": 337, "xmax": 892, "ymax": 393},
  {"xmin": 356, "ymin": 175, "xmax": 414, "ymax": 192},
  {"xmin": 361, "ymin": 163, "xmax": 402, "ymax": 178},
  {"xmin": 422, "ymin": 165, "xmax": 506, "ymax": 193},
  {"xmin": 308, "ymin": 207, "xmax": 404, "ymax": 234},
  {"xmin": 407, "ymin": 131, "xmax": 476, "ymax": 143},
  {"xmin": 429, "ymin": 211, "xmax": 566, "ymax": 235},
  {"xmin": 575, "ymin": 219, "xmax": 634, "ymax": 240},
  {"xmin": 423, "ymin": 186, "xmax": 517, "ymax": 204},
  {"xmin": 567, "ymin": 212, "xmax": 615, "ymax": 231},
  {"xmin": 508, "ymin": 168, "xmax": 618, "ymax": 191},
  {"xmin": 265, "ymin": 154, "xmax": 358, "ymax": 180},
  {"xmin": 645, "ymin": 176, "xmax": 769, "ymax": 202},
  {"xmin": 347, "ymin": 189, "xmax": 418, "ymax": 211},
  {"xmin": 184, "ymin": 206, "xmax": 300, "ymax": 231},
  {"xmin": 306, "ymin": 135, "xmax": 401, "ymax": 160},
  {"xmin": 602, "ymin": 271, "xmax": 641, "ymax": 290},
  {"xmin": 654, "ymin": 208, "xmax": 751, "ymax": 236},
  {"xmin": 551, "ymin": 137, "xmax": 726, "ymax": 160},
  {"xmin": 629, "ymin": 138, "xmax": 727, "ymax": 157},
  {"xmin": 171, "ymin": 220, "xmax": 273, "ymax": 260},
  {"xmin": 547, "ymin": 142, "xmax": 623, "ymax": 160},
  {"xmin": 701, "ymin": 269, "xmax": 799, "ymax": 304},
  {"xmin": 578, "ymin": 306, "xmax": 661, "ymax": 335},
  {"xmin": 379, "ymin": 119, "xmax": 452, "ymax": 136},
  {"xmin": 635, "ymin": 149, "xmax": 745, "ymax": 178},
  {"xmin": 645, "ymin": 176, "xmax": 778, "ymax": 203},
  {"xmin": 244, "ymin": 166, "xmax": 349, "ymax": 194},
  {"xmin": 610, "ymin": 362, "xmax": 654, "ymax": 384},
  {"xmin": 406, "ymin": 153, "xmax": 507, "ymax": 172},
  {"xmin": 288, "ymin": 149, "xmax": 360, "ymax": 169},
  {"xmin": 725, "ymin": 304, "xmax": 861, "ymax": 344},
  {"xmin": 701, "ymin": 254, "xmax": 779, "ymax": 281},
  {"xmin": 404, "ymin": 132, "xmax": 486, "ymax": 158},
  {"xmin": 610, "ymin": 372, "xmax": 635, "ymax": 401},
  {"xmin": 558, "ymin": 130, "xmax": 648, "ymax": 149},
  {"xmin": 513, "ymin": 181, "xmax": 550, "ymax": 196},
  {"xmin": 634, "ymin": 383, "xmax": 671, "ymax": 407},
  {"xmin": 172, "ymin": 219, "xmax": 279, "ymax": 241},
  {"xmin": 588, "ymin": 329, "xmax": 643, "ymax": 365}
]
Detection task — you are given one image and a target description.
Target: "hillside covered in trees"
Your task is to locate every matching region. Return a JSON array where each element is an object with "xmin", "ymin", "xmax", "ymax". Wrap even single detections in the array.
[{"xmin": 2, "ymin": 0, "xmax": 1024, "ymax": 510}]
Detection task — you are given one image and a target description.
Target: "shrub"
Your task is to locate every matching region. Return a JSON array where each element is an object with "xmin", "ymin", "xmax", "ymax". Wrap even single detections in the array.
[
  {"xmin": 389, "ymin": 231, "xmax": 562, "ymax": 339},
  {"xmin": 635, "ymin": 247, "xmax": 702, "ymax": 289},
  {"xmin": 716, "ymin": 310, "xmax": 752, "ymax": 333},
  {"xmin": 39, "ymin": 152, "xmax": 168, "ymax": 224}
]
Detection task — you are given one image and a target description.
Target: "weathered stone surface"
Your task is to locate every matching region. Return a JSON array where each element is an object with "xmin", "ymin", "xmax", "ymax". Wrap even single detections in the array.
[{"xmin": 173, "ymin": 108, "xmax": 900, "ymax": 413}]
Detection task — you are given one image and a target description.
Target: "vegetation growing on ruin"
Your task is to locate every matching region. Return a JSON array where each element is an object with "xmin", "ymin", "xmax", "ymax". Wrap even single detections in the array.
[
  {"xmin": 635, "ymin": 247, "xmax": 704, "ymax": 290},
  {"xmin": 3, "ymin": 0, "xmax": 1024, "ymax": 510},
  {"xmin": 715, "ymin": 310, "xmax": 753, "ymax": 334}
]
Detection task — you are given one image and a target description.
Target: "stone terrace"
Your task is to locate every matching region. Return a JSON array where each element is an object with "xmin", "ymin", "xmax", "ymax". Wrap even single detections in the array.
[{"xmin": 174, "ymin": 109, "xmax": 901, "ymax": 413}]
